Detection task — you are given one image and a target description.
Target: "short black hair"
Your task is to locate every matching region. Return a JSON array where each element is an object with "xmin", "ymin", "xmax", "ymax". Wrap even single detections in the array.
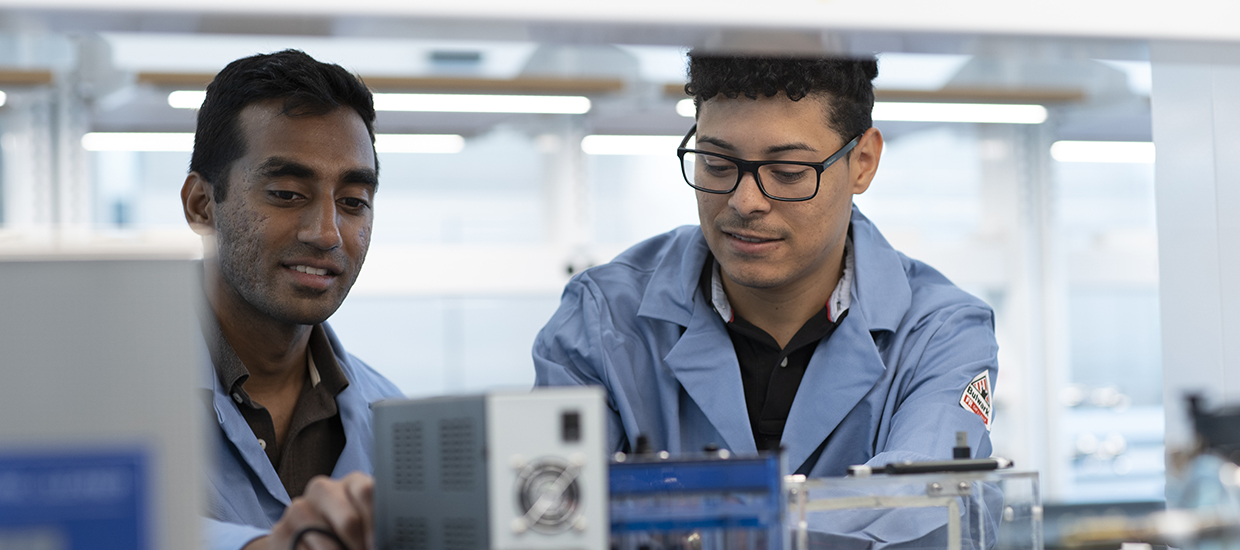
[
  {"xmin": 685, "ymin": 53, "xmax": 878, "ymax": 141},
  {"xmin": 191, "ymin": 49, "xmax": 377, "ymax": 202}
]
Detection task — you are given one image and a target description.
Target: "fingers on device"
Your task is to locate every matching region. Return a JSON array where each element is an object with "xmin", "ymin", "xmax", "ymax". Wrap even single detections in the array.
[{"xmin": 373, "ymin": 387, "xmax": 608, "ymax": 550}]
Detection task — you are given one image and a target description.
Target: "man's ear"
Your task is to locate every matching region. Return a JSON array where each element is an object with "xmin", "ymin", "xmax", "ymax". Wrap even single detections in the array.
[
  {"xmin": 182, "ymin": 172, "xmax": 216, "ymax": 236},
  {"xmin": 849, "ymin": 127, "xmax": 884, "ymax": 196}
]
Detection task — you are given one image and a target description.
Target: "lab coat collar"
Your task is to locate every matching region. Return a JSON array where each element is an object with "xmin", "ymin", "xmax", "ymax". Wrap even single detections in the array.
[
  {"xmin": 199, "ymin": 313, "xmax": 372, "ymax": 506},
  {"xmin": 197, "ymin": 310, "xmax": 292, "ymax": 505},
  {"xmin": 774, "ymin": 207, "xmax": 910, "ymax": 470},
  {"xmin": 660, "ymin": 289, "xmax": 758, "ymax": 455},
  {"xmin": 780, "ymin": 302, "xmax": 888, "ymax": 470},
  {"xmin": 635, "ymin": 226, "xmax": 711, "ymax": 327},
  {"xmin": 207, "ymin": 361, "xmax": 293, "ymax": 505},
  {"xmin": 322, "ymin": 325, "xmax": 376, "ymax": 478},
  {"xmin": 849, "ymin": 205, "xmax": 912, "ymax": 334}
]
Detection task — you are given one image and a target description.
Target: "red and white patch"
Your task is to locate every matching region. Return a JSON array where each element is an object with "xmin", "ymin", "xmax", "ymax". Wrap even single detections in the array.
[{"xmin": 959, "ymin": 371, "xmax": 993, "ymax": 431}]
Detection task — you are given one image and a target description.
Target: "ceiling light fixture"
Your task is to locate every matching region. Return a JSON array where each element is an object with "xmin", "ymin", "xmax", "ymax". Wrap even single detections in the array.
[
  {"xmin": 168, "ymin": 90, "xmax": 205, "ymax": 109},
  {"xmin": 676, "ymin": 99, "xmax": 696, "ymax": 118},
  {"xmin": 82, "ymin": 132, "xmax": 195, "ymax": 152},
  {"xmin": 581, "ymin": 135, "xmax": 683, "ymax": 156},
  {"xmin": 168, "ymin": 90, "xmax": 591, "ymax": 115},
  {"xmin": 82, "ymin": 132, "xmax": 465, "ymax": 154},
  {"xmin": 872, "ymin": 102, "xmax": 1048, "ymax": 124},
  {"xmin": 374, "ymin": 134, "xmax": 465, "ymax": 154},
  {"xmin": 372, "ymin": 93, "xmax": 590, "ymax": 114},
  {"xmin": 1050, "ymin": 140, "xmax": 1155, "ymax": 163}
]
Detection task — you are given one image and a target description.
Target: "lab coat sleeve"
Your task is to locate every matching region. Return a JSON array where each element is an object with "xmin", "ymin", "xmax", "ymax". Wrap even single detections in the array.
[
  {"xmin": 202, "ymin": 517, "xmax": 267, "ymax": 550},
  {"xmin": 806, "ymin": 305, "xmax": 1001, "ymax": 549},
  {"xmin": 876, "ymin": 304, "xmax": 998, "ymax": 464},
  {"xmin": 533, "ymin": 276, "xmax": 628, "ymax": 452}
]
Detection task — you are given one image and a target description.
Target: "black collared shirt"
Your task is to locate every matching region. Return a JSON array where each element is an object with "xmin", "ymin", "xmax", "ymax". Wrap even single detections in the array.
[
  {"xmin": 699, "ymin": 257, "xmax": 846, "ymax": 451},
  {"xmin": 202, "ymin": 317, "xmax": 350, "ymax": 499}
]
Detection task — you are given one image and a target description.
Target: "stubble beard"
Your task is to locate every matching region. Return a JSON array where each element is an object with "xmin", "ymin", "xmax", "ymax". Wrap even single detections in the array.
[
  {"xmin": 709, "ymin": 213, "xmax": 794, "ymax": 290},
  {"xmin": 214, "ymin": 214, "xmax": 352, "ymax": 327}
]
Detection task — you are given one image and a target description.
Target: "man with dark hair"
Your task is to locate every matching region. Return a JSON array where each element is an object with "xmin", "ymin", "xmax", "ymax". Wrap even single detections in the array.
[
  {"xmin": 181, "ymin": 49, "xmax": 401, "ymax": 550},
  {"xmin": 535, "ymin": 53, "xmax": 997, "ymax": 478}
]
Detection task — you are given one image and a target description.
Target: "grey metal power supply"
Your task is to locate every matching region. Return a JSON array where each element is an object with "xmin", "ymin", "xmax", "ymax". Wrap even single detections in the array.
[{"xmin": 373, "ymin": 387, "xmax": 608, "ymax": 550}]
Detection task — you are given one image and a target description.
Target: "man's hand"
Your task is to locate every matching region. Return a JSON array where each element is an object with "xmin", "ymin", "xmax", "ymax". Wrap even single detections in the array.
[{"xmin": 243, "ymin": 472, "xmax": 375, "ymax": 550}]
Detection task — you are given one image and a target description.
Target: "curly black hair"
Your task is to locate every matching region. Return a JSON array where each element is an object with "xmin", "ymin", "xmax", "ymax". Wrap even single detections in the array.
[
  {"xmin": 191, "ymin": 49, "xmax": 377, "ymax": 203},
  {"xmin": 685, "ymin": 53, "xmax": 878, "ymax": 141}
]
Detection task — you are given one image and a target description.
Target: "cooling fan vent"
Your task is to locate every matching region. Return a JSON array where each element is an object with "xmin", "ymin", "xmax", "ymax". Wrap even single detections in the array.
[{"xmin": 513, "ymin": 457, "xmax": 582, "ymax": 534}]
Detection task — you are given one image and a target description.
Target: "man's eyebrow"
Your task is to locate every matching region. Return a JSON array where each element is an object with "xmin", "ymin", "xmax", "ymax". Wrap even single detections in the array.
[
  {"xmin": 764, "ymin": 143, "xmax": 819, "ymax": 155},
  {"xmin": 696, "ymin": 136, "xmax": 736, "ymax": 151},
  {"xmin": 343, "ymin": 168, "xmax": 379, "ymax": 189},
  {"xmin": 696, "ymin": 136, "xmax": 819, "ymax": 156},
  {"xmin": 255, "ymin": 157, "xmax": 378, "ymax": 189},
  {"xmin": 256, "ymin": 157, "xmax": 316, "ymax": 180}
]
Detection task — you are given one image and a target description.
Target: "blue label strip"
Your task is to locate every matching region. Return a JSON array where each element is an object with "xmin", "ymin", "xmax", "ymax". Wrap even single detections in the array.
[
  {"xmin": 0, "ymin": 450, "xmax": 148, "ymax": 550},
  {"xmin": 608, "ymin": 455, "xmax": 783, "ymax": 539},
  {"xmin": 609, "ymin": 455, "xmax": 781, "ymax": 494}
]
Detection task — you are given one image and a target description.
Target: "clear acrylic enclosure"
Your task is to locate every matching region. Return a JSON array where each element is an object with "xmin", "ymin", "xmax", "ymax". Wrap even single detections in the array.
[{"xmin": 785, "ymin": 470, "xmax": 1041, "ymax": 550}]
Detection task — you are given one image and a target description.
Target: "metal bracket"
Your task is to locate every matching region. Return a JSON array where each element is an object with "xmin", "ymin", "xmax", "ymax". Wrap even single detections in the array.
[{"xmin": 927, "ymin": 480, "xmax": 973, "ymax": 497}]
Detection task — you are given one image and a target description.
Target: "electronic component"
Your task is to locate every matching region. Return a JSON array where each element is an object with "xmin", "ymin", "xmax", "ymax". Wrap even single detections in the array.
[
  {"xmin": 373, "ymin": 387, "xmax": 608, "ymax": 550},
  {"xmin": 953, "ymin": 431, "xmax": 971, "ymax": 459},
  {"xmin": 608, "ymin": 451, "xmax": 784, "ymax": 550}
]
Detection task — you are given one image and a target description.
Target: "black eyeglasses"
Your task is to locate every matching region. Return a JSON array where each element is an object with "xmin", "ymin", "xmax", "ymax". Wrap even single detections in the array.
[{"xmin": 676, "ymin": 124, "xmax": 861, "ymax": 202}]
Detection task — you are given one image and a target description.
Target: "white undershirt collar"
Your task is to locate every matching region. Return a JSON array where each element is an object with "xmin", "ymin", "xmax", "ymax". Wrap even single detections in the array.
[{"xmin": 307, "ymin": 349, "xmax": 321, "ymax": 388}]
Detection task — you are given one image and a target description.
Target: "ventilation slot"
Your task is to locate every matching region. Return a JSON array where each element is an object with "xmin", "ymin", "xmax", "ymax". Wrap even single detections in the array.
[
  {"xmin": 393, "ymin": 516, "xmax": 429, "ymax": 550},
  {"xmin": 439, "ymin": 417, "xmax": 476, "ymax": 491},
  {"xmin": 392, "ymin": 421, "xmax": 424, "ymax": 491},
  {"xmin": 444, "ymin": 518, "xmax": 480, "ymax": 550}
]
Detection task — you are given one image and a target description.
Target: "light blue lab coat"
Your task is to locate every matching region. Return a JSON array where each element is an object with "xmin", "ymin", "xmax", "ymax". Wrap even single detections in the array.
[
  {"xmin": 199, "ymin": 322, "xmax": 402, "ymax": 550},
  {"xmin": 534, "ymin": 206, "xmax": 998, "ymax": 477}
]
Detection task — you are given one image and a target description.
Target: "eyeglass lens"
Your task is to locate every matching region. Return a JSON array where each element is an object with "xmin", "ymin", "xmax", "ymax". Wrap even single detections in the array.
[{"xmin": 681, "ymin": 152, "xmax": 818, "ymax": 200}]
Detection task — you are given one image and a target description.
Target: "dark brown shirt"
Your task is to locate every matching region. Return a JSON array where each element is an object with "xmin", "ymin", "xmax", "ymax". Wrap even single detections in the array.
[{"xmin": 202, "ymin": 316, "xmax": 350, "ymax": 499}]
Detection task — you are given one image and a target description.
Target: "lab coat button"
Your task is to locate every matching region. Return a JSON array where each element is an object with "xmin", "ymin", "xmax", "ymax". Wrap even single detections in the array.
[{"xmin": 257, "ymin": 438, "xmax": 267, "ymax": 450}]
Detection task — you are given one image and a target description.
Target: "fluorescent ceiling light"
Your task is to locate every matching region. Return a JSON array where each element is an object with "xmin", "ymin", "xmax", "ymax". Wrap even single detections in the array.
[
  {"xmin": 168, "ymin": 90, "xmax": 205, "ymax": 109},
  {"xmin": 168, "ymin": 90, "xmax": 589, "ymax": 115},
  {"xmin": 373, "ymin": 93, "xmax": 590, "ymax": 114},
  {"xmin": 375, "ymin": 134, "xmax": 464, "ymax": 154},
  {"xmin": 82, "ymin": 132, "xmax": 464, "ymax": 154},
  {"xmin": 82, "ymin": 132, "xmax": 195, "ymax": 152},
  {"xmin": 873, "ymin": 102, "xmax": 1047, "ymax": 124},
  {"xmin": 581, "ymin": 135, "xmax": 683, "ymax": 156},
  {"xmin": 0, "ymin": 91, "xmax": 7, "ymax": 107},
  {"xmin": 676, "ymin": 98, "xmax": 696, "ymax": 118},
  {"xmin": 1051, "ymin": 140, "xmax": 1155, "ymax": 163}
]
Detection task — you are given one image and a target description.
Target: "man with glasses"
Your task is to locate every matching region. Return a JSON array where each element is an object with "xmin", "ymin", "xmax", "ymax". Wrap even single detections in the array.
[{"xmin": 534, "ymin": 53, "xmax": 998, "ymax": 480}]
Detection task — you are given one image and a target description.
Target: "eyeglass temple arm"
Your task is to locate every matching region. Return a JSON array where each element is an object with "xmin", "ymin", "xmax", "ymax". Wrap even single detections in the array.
[
  {"xmin": 822, "ymin": 135, "xmax": 862, "ymax": 168},
  {"xmin": 679, "ymin": 124, "xmax": 698, "ymax": 149}
]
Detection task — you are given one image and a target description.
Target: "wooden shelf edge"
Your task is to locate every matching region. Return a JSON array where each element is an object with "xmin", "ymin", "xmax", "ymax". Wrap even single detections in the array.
[{"xmin": 138, "ymin": 72, "xmax": 626, "ymax": 94}]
